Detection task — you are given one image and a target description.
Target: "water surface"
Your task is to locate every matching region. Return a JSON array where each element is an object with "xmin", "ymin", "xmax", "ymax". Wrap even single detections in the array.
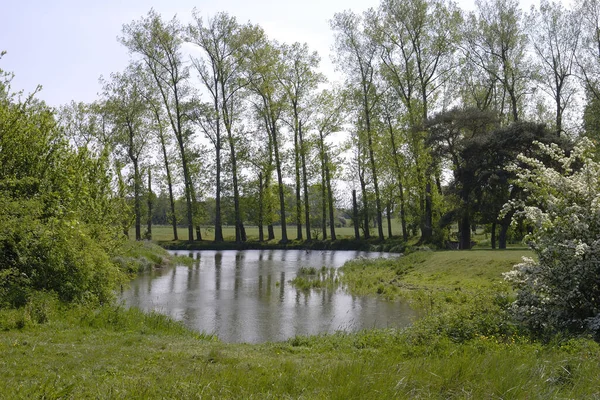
[{"xmin": 121, "ymin": 249, "xmax": 415, "ymax": 343}]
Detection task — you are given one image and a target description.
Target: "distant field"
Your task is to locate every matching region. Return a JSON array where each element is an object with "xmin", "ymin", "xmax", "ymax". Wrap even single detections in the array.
[
  {"xmin": 133, "ymin": 222, "xmax": 402, "ymax": 242},
  {"xmin": 133, "ymin": 222, "xmax": 527, "ymax": 250}
]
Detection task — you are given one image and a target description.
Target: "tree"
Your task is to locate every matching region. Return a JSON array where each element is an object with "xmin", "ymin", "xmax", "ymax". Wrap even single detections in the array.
[
  {"xmin": 139, "ymin": 71, "xmax": 179, "ymax": 241},
  {"xmin": 244, "ymin": 31, "xmax": 290, "ymax": 243},
  {"xmin": 314, "ymin": 88, "xmax": 346, "ymax": 241},
  {"xmin": 529, "ymin": 0, "xmax": 581, "ymax": 136},
  {"xmin": 187, "ymin": 11, "xmax": 252, "ymax": 243},
  {"xmin": 377, "ymin": 0, "xmax": 461, "ymax": 243},
  {"xmin": 121, "ymin": 10, "xmax": 199, "ymax": 242},
  {"xmin": 427, "ymin": 108, "xmax": 498, "ymax": 249},
  {"xmin": 59, "ymin": 101, "xmax": 112, "ymax": 152},
  {"xmin": 577, "ymin": 0, "xmax": 600, "ymax": 102},
  {"xmin": 331, "ymin": 9, "xmax": 385, "ymax": 240},
  {"xmin": 472, "ymin": 121, "xmax": 564, "ymax": 249},
  {"xmin": 278, "ymin": 42, "xmax": 325, "ymax": 241},
  {"xmin": 503, "ymin": 138, "xmax": 600, "ymax": 338},
  {"xmin": 463, "ymin": 0, "xmax": 530, "ymax": 123},
  {"xmin": 0, "ymin": 62, "xmax": 125, "ymax": 306},
  {"xmin": 100, "ymin": 63, "xmax": 150, "ymax": 241}
]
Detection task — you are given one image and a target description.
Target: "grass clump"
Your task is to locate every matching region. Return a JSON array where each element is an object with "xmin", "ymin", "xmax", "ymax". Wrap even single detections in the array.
[
  {"xmin": 290, "ymin": 266, "xmax": 339, "ymax": 291},
  {"xmin": 297, "ymin": 266, "xmax": 318, "ymax": 275},
  {"xmin": 113, "ymin": 241, "xmax": 193, "ymax": 274}
]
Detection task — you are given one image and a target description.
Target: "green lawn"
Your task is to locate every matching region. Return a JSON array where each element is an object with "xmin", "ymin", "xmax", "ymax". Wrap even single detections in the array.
[
  {"xmin": 135, "ymin": 221, "xmax": 404, "ymax": 242},
  {"xmin": 138, "ymin": 224, "xmax": 529, "ymax": 252}
]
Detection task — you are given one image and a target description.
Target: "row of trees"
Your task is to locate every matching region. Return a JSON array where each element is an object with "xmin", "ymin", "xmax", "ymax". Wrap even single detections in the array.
[{"xmin": 59, "ymin": 0, "xmax": 600, "ymax": 247}]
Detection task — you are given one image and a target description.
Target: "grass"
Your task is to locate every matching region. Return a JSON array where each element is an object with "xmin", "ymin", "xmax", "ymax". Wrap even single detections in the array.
[
  {"xmin": 112, "ymin": 240, "xmax": 193, "ymax": 274},
  {"xmin": 140, "ymin": 224, "xmax": 364, "ymax": 243},
  {"xmin": 3, "ymin": 249, "xmax": 600, "ymax": 398},
  {"xmin": 1, "ymin": 301, "xmax": 599, "ymax": 399},
  {"xmin": 142, "ymin": 224, "xmax": 528, "ymax": 255},
  {"xmin": 290, "ymin": 266, "xmax": 339, "ymax": 291},
  {"xmin": 339, "ymin": 249, "xmax": 531, "ymax": 301}
]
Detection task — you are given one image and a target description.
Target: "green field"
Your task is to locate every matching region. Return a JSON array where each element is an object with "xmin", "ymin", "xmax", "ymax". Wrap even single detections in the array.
[
  {"xmin": 138, "ymin": 222, "xmax": 523, "ymax": 250},
  {"xmin": 2, "ymin": 249, "xmax": 599, "ymax": 399},
  {"xmin": 138, "ymin": 223, "xmax": 370, "ymax": 242}
]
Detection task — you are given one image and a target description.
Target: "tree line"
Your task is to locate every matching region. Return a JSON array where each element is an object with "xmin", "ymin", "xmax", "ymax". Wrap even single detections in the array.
[{"xmin": 58, "ymin": 0, "xmax": 600, "ymax": 247}]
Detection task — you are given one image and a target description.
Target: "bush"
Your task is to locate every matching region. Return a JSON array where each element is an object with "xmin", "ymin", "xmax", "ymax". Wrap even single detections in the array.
[
  {"xmin": 0, "ymin": 69, "xmax": 126, "ymax": 307},
  {"xmin": 408, "ymin": 290, "xmax": 518, "ymax": 344},
  {"xmin": 503, "ymin": 139, "xmax": 600, "ymax": 338}
]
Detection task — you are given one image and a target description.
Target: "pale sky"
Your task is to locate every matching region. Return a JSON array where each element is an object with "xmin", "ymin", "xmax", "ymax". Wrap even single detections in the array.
[{"xmin": 1, "ymin": 0, "xmax": 536, "ymax": 108}]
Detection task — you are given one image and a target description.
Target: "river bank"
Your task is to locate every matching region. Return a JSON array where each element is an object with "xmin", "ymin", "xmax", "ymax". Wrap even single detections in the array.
[{"xmin": 2, "ymin": 249, "xmax": 599, "ymax": 398}]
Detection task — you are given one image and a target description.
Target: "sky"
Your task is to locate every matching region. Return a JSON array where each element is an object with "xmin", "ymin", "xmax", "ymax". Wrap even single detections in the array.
[{"xmin": 0, "ymin": 0, "xmax": 536, "ymax": 108}]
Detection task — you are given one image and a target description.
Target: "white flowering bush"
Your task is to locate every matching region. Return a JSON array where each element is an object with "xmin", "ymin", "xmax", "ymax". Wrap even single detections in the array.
[{"xmin": 503, "ymin": 138, "xmax": 600, "ymax": 337}]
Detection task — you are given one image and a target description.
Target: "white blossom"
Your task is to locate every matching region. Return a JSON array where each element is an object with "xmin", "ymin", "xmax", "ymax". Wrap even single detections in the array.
[{"xmin": 504, "ymin": 139, "xmax": 600, "ymax": 336}]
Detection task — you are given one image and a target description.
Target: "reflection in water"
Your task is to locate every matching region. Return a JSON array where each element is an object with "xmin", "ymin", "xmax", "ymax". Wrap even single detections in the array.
[{"xmin": 121, "ymin": 250, "xmax": 416, "ymax": 343}]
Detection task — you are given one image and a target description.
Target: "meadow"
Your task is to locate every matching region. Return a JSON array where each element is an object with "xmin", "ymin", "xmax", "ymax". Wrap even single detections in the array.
[{"xmin": 2, "ymin": 248, "xmax": 599, "ymax": 399}]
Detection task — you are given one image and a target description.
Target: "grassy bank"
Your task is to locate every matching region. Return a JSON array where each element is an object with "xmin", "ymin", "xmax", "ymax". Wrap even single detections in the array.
[
  {"xmin": 340, "ymin": 249, "xmax": 532, "ymax": 297},
  {"xmin": 2, "ymin": 249, "xmax": 600, "ymax": 398}
]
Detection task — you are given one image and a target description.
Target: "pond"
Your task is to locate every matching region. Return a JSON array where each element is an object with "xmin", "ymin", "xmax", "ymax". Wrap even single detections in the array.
[{"xmin": 120, "ymin": 249, "xmax": 416, "ymax": 343}]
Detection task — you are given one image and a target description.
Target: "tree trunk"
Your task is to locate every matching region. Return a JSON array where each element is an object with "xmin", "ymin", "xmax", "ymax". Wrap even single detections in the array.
[
  {"xmin": 214, "ymin": 135, "xmax": 223, "ymax": 242},
  {"xmin": 227, "ymin": 132, "xmax": 244, "ymax": 243},
  {"xmin": 319, "ymin": 135, "xmax": 327, "ymax": 240},
  {"xmin": 264, "ymin": 170, "xmax": 275, "ymax": 241},
  {"xmin": 360, "ymin": 181, "xmax": 370, "ymax": 239},
  {"xmin": 294, "ymin": 127, "xmax": 303, "ymax": 240},
  {"xmin": 170, "ymin": 85, "xmax": 195, "ymax": 243},
  {"xmin": 133, "ymin": 160, "xmax": 141, "ymax": 241},
  {"xmin": 258, "ymin": 172, "xmax": 264, "ymax": 242},
  {"xmin": 386, "ymin": 202, "xmax": 393, "ymax": 238},
  {"xmin": 399, "ymin": 183, "xmax": 408, "ymax": 242},
  {"xmin": 367, "ymin": 130, "xmax": 384, "ymax": 241},
  {"xmin": 459, "ymin": 211, "xmax": 471, "ymax": 250},
  {"xmin": 325, "ymin": 155, "xmax": 336, "ymax": 241},
  {"xmin": 190, "ymin": 189, "xmax": 202, "ymax": 241},
  {"xmin": 321, "ymin": 169, "xmax": 327, "ymax": 240},
  {"xmin": 352, "ymin": 189, "xmax": 360, "ymax": 240},
  {"xmin": 362, "ymin": 81, "xmax": 383, "ymax": 241},
  {"xmin": 491, "ymin": 222, "xmax": 496, "ymax": 250},
  {"xmin": 147, "ymin": 169, "xmax": 152, "ymax": 240},
  {"xmin": 268, "ymin": 225, "xmax": 275, "ymax": 241},
  {"xmin": 272, "ymin": 127, "xmax": 288, "ymax": 244},
  {"xmin": 240, "ymin": 224, "xmax": 247, "ymax": 242},
  {"xmin": 159, "ymin": 133, "xmax": 178, "ymax": 241},
  {"xmin": 421, "ymin": 180, "xmax": 433, "ymax": 242},
  {"xmin": 387, "ymin": 119, "xmax": 408, "ymax": 241},
  {"xmin": 299, "ymin": 123, "xmax": 311, "ymax": 241},
  {"xmin": 116, "ymin": 164, "xmax": 129, "ymax": 238}
]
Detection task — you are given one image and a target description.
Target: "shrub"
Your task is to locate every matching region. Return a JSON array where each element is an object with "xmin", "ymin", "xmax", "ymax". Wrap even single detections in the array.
[
  {"xmin": 0, "ymin": 68, "xmax": 126, "ymax": 307},
  {"xmin": 503, "ymin": 138, "xmax": 600, "ymax": 338}
]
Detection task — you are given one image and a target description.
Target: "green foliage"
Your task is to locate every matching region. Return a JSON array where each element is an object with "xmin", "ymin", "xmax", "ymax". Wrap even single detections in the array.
[
  {"xmin": 0, "ymin": 67, "xmax": 126, "ymax": 307},
  {"xmin": 504, "ymin": 139, "xmax": 600, "ymax": 338},
  {"xmin": 408, "ymin": 289, "xmax": 518, "ymax": 344}
]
